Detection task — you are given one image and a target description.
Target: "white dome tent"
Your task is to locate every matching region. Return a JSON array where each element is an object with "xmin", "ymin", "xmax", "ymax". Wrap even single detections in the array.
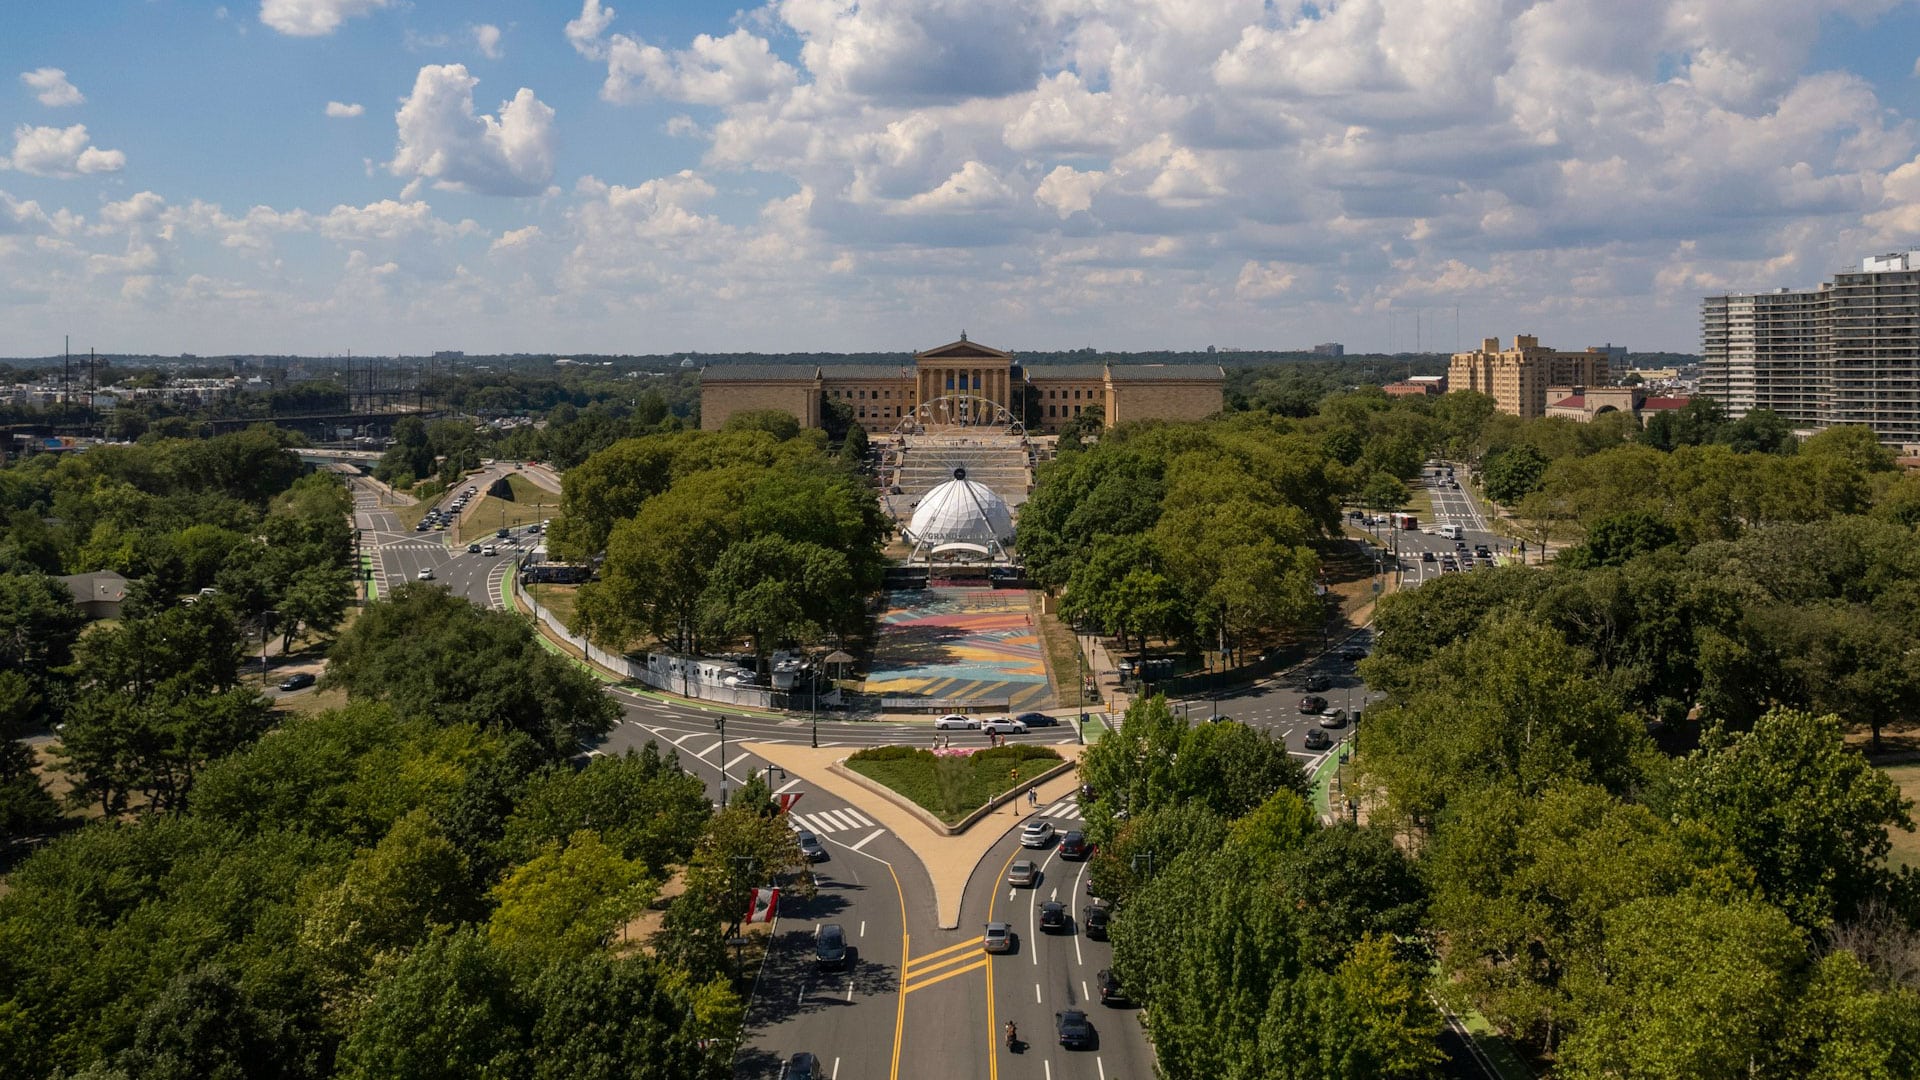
[{"xmin": 903, "ymin": 467, "xmax": 1016, "ymax": 564}]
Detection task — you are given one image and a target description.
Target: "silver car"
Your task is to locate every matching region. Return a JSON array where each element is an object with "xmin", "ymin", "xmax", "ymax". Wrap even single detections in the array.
[
  {"xmin": 1020, "ymin": 820, "xmax": 1056, "ymax": 848},
  {"xmin": 935, "ymin": 714, "xmax": 980, "ymax": 730},
  {"xmin": 981, "ymin": 717, "xmax": 1028, "ymax": 735}
]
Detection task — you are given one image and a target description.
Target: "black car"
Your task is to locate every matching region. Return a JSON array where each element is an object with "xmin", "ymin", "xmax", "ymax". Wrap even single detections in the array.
[
  {"xmin": 1097, "ymin": 968, "xmax": 1125, "ymax": 1005},
  {"xmin": 1421, "ymin": 550, "xmax": 1436, "ymax": 562},
  {"xmin": 1014, "ymin": 711, "xmax": 1057, "ymax": 727},
  {"xmin": 781, "ymin": 1052, "xmax": 817, "ymax": 1080},
  {"xmin": 1059, "ymin": 830, "xmax": 1091, "ymax": 860},
  {"xmin": 467, "ymin": 542, "xmax": 482, "ymax": 553},
  {"xmin": 1056, "ymin": 1009, "xmax": 1093, "ymax": 1049},
  {"xmin": 815, "ymin": 924, "xmax": 847, "ymax": 970},
  {"xmin": 277, "ymin": 672, "xmax": 316, "ymax": 691},
  {"xmin": 796, "ymin": 830, "xmax": 828, "ymax": 863},
  {"xmin": 1297, "ymin": 695, "xmax": 1327, "ymax": 714},
  {"xmin": 496, "ymin": 527, "xmax": 510, "ymax": 538},
  {"xmin": 1337, "ymin": 647, "xmax": 1368, "ymax": 662},
  {"xmin": 1302, "ymin": 673, "xmax": 1329, "ymax": 692},
  {"xmin": 1039, "ymin": 901, "xmax": 1068, "ymax": 934},
  {"xmin": 1083, "ymin": 903, "xmax": 1111, "ymax": 940}
]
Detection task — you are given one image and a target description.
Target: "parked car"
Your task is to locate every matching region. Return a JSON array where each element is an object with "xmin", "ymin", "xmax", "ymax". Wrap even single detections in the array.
[
  {"xmin": 1020, "ymin": 820, "xmax": 1056, "ymax": 848},
  {"xmin": 780, "ymin": 1052, "xmax": 818, "ymax": 1080},
  {"xmin": 934, "ymin": 714, "xmax": 979, "ymax": 730},
  {"xmin": 1097, "ymin": 968, "xmax": 1125, "ymax": 1005},
  {"xmin": 815, "ymin": 924, "xmax": 848, "ymax": 970},
  {"xmin": 277, "ymin": 672, "xmax": 316, "ymax": 692},
  {"xmin": 1318, "ymin": 709, "xmax": 1348, "ymax": 729},
  {"xmin": 1059, "ymin": 830, "xmax": 1091, "ymax": 859},
  {"xmin": 796, "ymin": 830, "xmax": 828, "ymax": 862},
  {"xmin": 1008, "ymin": 861, "xmax": 1038, "ymax": 888},
  {"xmin": 1297, "ymin": 695, "xmax": 1327, "ymax": 714},
  {"xmin": 1039, "ymin": 901, "xmax": 1068, "ymax": 934},
  {"xmin": 1014, "ymin": 711, "xmax": 1056, "ymax": 727},
  {"xmin": 1304, "ymin": 728, "xmax": 1332, "ymax": 750},
  {"xmin": 1056, "ymin": 1009, "xmax": 1093, "ymax": 1049},
  {"xmin": 984, "ymin": 921, "xmax": 1014, "ymax": 954},
  {"xmin": 982, "ymin": 717, "xmax": 1028, "ymax": 735},
  {"xmin": 1083, "ymin": 902, "xmax": 1111, "ymax": 940}
]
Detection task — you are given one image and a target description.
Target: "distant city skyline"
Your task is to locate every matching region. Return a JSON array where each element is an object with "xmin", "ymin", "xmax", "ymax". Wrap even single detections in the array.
[{"xmin": 6, "ymin": 1, "xmax": 1920, "ymax": 355}]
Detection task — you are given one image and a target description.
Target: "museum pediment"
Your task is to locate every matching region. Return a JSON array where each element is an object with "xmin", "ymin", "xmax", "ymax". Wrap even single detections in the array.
[{"xmin": 915, "ymin": 338, "xmax": 1013, "ymax": 362}]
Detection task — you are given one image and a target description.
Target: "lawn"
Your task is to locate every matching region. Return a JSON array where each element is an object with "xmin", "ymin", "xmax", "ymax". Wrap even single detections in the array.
[
  {"xmin": 1031, "ymin": 599, "xmax": 1096, "ymax": 708},
  {"xmin": 525, "ymin": 582, "xmax": 580, "ymax": 631},
  {"xmin": 457, "ymin": 474, "xmax": 557, "ymax": 543},
  {"xmin": 1884, "ymin": 764, "xmax": 1920, "ymax": 871},
  {"xmin": 846, "ymin": 745, "xmax": 1064, "ymax": 825}
]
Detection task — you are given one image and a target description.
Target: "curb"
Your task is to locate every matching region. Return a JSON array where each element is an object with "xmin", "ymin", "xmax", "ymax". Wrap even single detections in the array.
[{"xmin": 829, "ymin": 755, "xmax": 1077, "ymax": 838}]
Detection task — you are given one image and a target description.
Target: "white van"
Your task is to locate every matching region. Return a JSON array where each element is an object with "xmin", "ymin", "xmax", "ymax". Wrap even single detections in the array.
[{"xmin": 1436, "ymin": 524, "xmax": 1464, "ymax": 540}]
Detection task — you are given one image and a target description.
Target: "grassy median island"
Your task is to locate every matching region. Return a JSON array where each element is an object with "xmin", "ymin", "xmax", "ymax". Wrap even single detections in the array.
[{"xmin": 846, "ymin": 745, "xmax": 1065, "ymax": 825}]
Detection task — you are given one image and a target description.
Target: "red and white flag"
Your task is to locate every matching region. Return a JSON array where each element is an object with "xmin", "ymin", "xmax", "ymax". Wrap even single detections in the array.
[
  {"xmin": 744, "ymin": 886, "xmax": 780, "ymax": 924},
  {"xmin": 776, "ymin": 793, "xmax": 803, "ymax": 815}
]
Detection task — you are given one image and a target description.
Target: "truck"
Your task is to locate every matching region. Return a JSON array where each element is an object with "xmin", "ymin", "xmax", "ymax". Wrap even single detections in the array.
[{"xmin": 1391, "ymin": 513, "xmax": 1418, "ymax": 530}]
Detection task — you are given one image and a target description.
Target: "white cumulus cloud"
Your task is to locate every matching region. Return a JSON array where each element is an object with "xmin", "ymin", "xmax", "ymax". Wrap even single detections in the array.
[
  {"xmin": 259, "ymin": 0, "xmax": 388, "ymax": 37},
  {"xmin": 21, "ymin": 68, "xmax": 85, "ymax": 107},
  {"xmin": 325, "ymin": 100, "xmax": 365, "ymax": 118},
  {"xmin": 490, "ymin": 224, "xmax": 541, "ymax": 252},
  {"xmin": 601, "ymin": 28, "xmax": 798, "ymax": 106},
  {"xmin": 3, "ymin": 124, "xmax": 125, "ymax": 177},
  {"xmin": 388, "ymin": 65, "xmax": 556, "ymax": 197},
  {"xmin": 473, "ymin": 24, "xmax": 504, "ymax": 60},
  {"xmin": 565, "ymin": 0, "xmax": 617, "ymax": 60}
]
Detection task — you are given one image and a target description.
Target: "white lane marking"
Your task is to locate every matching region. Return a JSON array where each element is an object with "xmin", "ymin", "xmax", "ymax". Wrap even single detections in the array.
[
  {"xmin": 1097, "ymin": 1058, "xmax": 1106, "ymax": 1080},
  {"xmin": 820, "ymin": 809, "xmax": 859, "ymax": 832},
  {"xmin": 1082, "ymin": 980, "xmax": 1089, "ymax": 1003},
  {"xmin": 1032, "ymin": 845, "xmax": 1062, "ymax": 967},
  {"xmin": 849, "ymin": 828, "xmax": 886, "ymax": 852},
  {"xmin": 669, "ymin": 732, "xmax": 702, "ymax": 747},
  {"xmin": 777, "ymin": 777, "xmax": 804, "ymax": 794},
  {"xmin": 846, "ymin": 982, "xmax": 853, "ymax": 1002},
  {"xmin": 789, "ymin": 813, "xmax": 824, "ymax": 834},
  {"xmin": 692, "ymin": 740, "xmax": 721, "ymax": 760},
  {"xmin": 859, "ymin": 921, "xmax": 866, "ymax": 938},
  {"xmin": 833, "ymin": 1059, "xmax": 840, "ymax": 1080},
  {"xmin": 842, "ymin": 808, "xmax": 876, "ymax": 828},
  {"xmin": 1044, "ymin": 1060, "xmax": 1052, "ymax": 1080},
  {"xmin": 1035, "ymin": 983, "xmax": 1043, "ymax": 1003},
  {"xmin": 723, "ymin": 752, "xmax": 750, "ymax": 773}
]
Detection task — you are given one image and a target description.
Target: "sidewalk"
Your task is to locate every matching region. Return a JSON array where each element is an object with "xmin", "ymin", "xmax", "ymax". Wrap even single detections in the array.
[{"xmin": 747, "ymin": 742, "xmax": 1086, "ymax": 929}]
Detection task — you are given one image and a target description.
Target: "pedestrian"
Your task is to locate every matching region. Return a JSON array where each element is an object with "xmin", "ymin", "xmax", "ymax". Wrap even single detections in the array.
[{"xmin": 1028, "ymin": 788, "xmax": 1037, "ymax": 808}]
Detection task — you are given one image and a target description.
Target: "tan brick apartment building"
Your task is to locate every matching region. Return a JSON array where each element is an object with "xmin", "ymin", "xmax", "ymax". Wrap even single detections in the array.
[
  {"xmin": 1447, "ymin": 335, "xmax": 1612, "ymax": 418},
  {"xmin": 700, "ymin": 336, "xmax": 1224, "ymax": 433}
]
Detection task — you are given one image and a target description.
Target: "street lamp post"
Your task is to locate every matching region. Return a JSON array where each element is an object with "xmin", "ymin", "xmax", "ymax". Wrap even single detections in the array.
[
  {"xmin": 766, "ymin": 764, "xmax": 785, "ymax": 790},
  {"xmin": 714, "ymin": 715, "xmax": 729, "ymax": 804}
]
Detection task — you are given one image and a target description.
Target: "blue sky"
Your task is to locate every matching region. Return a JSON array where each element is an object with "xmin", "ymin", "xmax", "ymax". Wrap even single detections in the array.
[{"xmin": 6, "ymin": 0, "xmax": 1920, "ymax": 356}]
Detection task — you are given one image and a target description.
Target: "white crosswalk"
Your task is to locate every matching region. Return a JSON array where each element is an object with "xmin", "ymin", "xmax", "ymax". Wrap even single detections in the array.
[
  {"xmin": 1036, "ymin": 801, "xmax": 1084, "ymax": 821},
  {"xmin": 789, "ymin": 807, "xmax": 879, "ymax": 835}
]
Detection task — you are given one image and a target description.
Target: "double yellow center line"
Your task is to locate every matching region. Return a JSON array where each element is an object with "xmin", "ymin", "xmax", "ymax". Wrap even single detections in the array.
[{"xmin": 901, "ymin": 935, "xmax": 987, "ymax": 994}]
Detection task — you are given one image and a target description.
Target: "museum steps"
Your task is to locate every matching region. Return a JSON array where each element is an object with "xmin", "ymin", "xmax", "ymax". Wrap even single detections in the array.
[{"xmin": 886, "ymin": 432, "xmax": 1033, "ymax": 511}]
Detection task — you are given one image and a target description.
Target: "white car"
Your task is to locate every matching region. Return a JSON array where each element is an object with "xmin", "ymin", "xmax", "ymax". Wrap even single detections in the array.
[
  {"xmin": 1020, "ymin": 820, "xmax": 1056, "ymax": 847},
  {"xmin": 481, "ymin": 545, "xmax": 497, "ymax": 556},
  {"xmin": 935, "ymin": 714, "xmax": 980, "ymax": 730},
  {"xmin": 981, "ymin": 717, "xmax": 1028, "ymax": 735},
  {"xmin": 416, "ymin": 568, "xmax": 435, "ymax": 580}
]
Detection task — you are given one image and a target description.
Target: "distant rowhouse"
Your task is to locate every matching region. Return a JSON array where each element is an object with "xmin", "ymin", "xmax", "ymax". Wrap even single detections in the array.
[{"xmin": 699, "ymin": 336, "xmax": 1224, "ymax": 433}]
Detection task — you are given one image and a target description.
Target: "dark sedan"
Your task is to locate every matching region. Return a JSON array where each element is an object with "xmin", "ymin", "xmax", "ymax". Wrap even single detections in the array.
[
  {"xmin": 1059, "ymin": 830, "xmax": 1091, "ymax": 860},
  {"xmin": 1014, "ymin": 711, "xmax": 1057, "ymax": 727},
  {"xmin": 1298, "ymin": 695, "xmax": 1327, "ymax": 714},
  {"xmin": 1039, "ymin": 901, "xmax": 1068, "ymax": 934},
  {"xmin": 1056, "ymin": 1009, "xmax": 1093, "ymax": 1049},
  {"xmin": 278, "ymin": 672, "xmax": 316, "ymax": 691},
  {"xmin": 1083, "ymin": 902, "xmax": 1110, "ymax": 940}
]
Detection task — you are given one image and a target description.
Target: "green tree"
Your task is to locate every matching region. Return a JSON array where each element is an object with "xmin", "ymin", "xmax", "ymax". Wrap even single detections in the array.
[
  {"xmin": 1658, "ymin": 707, "xmax": 1912, "ymax": 928},
  {"xmin": 112, "ymin": 965, "xmax": 292, "ymax": 1080},
  {"xmin": 1558, "ymin": 893, "xmax": 1805, "ymax": 1080},
  {"xmin": 1481, "ymin": 444, "xmax": 1549, "ymax": 505},
  {"xmin": 698, "ymin": 534, "xmax": 857, "ymax": 668},
  {"xmin": 499, "ymin": 747, "xmax": 710, "ymax": 874},
  {"xmin": 488, "ymin": 831, "xmax": 657, "ymax": 966},
  {"xmin": 334, "ymin": 928, "xmax": 529, "ymax": 1080},
  {"xmin": 1359, "ymin": 470, "xmax": 1410, "ymax": 513},
  {"xmin": 299, "ymin": 809, "xmax": 474, "ymax": 991},
  {"xmin": 324, "ymin": 583, "xmax": 617, "ymax": 758},
  {"xmin": 1360, "ymin": 615, "xmax": 1648, "ymax": 826},
  {"xmin": 527, "ymin": 954, "xmax": 733, "ymax": 1080}
]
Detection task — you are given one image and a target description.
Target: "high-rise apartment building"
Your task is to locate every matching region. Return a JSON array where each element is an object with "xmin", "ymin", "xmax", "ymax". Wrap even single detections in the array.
[
  {"xmin": 1699, "ymin": 286, "xmax": 1829, "ymax": 426},
  {"xmin": 1702, "ymin": 251, "xmax": 1920, "ymax": 446},
  {"xmin": 1447, "ymin": 335, "xmax": 1611, "ymax": 418}
]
